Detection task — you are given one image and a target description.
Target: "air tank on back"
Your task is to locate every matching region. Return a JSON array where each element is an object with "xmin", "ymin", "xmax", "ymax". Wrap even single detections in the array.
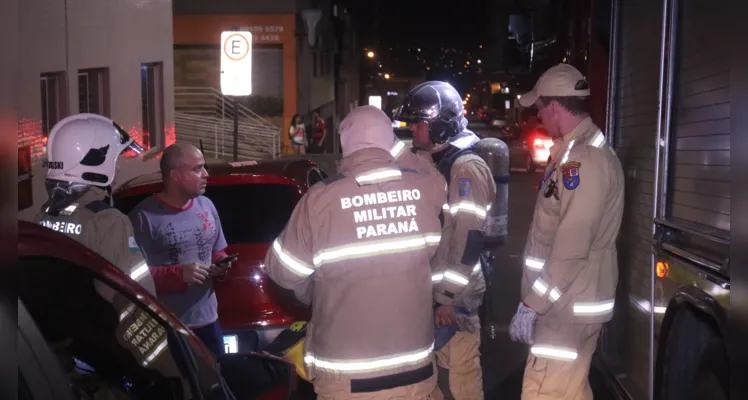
[{"xmin": 474, "ymin": 137, "xmax": 510, "ymax": 249}]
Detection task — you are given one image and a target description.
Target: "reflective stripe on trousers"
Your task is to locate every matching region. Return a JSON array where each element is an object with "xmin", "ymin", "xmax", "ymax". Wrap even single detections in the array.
[{"xmin": 305, "ymin": 342, "xmax": 434, "ymax": 374}]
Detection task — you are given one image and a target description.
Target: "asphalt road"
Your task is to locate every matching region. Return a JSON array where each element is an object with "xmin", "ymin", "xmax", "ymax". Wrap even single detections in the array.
[{"xmin": 468, "ymin": 120, "xmax": 616, "ymax": 399}]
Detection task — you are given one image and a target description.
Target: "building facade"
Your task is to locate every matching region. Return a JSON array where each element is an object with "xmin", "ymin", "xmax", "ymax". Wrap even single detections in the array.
[
  {"xmin": 172, "ymin": 0, "xmax": 359, "ymax": 154},
  {"xmin": 17, "ymin": 0, "xmax": 176, "ymax": 218},
  {"xmin": 17, "ymin": 0, "xmax": 176, "ymax": 165}
]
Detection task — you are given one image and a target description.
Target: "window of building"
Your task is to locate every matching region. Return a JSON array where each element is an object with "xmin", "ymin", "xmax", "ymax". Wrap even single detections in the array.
[
  {"xmin": 141, "ymin": 62, "xmax": 165, "ymax": 150},
  {"xmin": 40, "ymin": 72, "xmax": 68, "ymax": 136},
  {"xmin": 78, "ymin": 68, "xmax": 110, "ymax": 116}
]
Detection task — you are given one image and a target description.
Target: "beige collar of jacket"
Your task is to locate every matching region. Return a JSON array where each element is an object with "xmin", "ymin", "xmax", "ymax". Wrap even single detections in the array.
[
  {"xmin": 338, "ymin": 147, "xmax": 399, "ymax": 176},
  {"xmin": 550, "ymin": 116, "xmax": 599, "ymax": 159}
]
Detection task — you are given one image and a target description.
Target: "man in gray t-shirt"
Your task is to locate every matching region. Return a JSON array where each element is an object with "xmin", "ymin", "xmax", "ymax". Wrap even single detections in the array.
[{"xmin": 129, "ymin": 143, "xmax": 231, "ymax": 356}]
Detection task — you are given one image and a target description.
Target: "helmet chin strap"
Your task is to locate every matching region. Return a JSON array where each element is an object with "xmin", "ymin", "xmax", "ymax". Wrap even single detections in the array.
[
  {"xmin": 42, "ymin": 180, "xmax": 90, "ymax": 216},
  {"xmin": 105, "ymin": 185, "xmax": 114, "ymax": 206}
]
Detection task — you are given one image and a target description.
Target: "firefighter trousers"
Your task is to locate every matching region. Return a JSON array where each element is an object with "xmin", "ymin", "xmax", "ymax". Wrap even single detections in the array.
[
  {"xmin": 315, "ymin": 363, "xmax": 438, "ymax": 399},
  {"xmin": 431, "ymin": 330, "xmax": 483, "ymax": 400},
  {"xmin": 521, "ymin": 322, "xmax": 602, "ymax": 400}
]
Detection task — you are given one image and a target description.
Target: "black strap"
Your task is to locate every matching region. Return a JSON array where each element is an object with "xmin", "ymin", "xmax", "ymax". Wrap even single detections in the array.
[
  {"xmin": 494, "ymin": 174, "xmax": 511, "ymax": 185},
  {"xmin": 85, "ymin": 200, "xmax": 112, "ymax": 214},
  {"xmin": 434, "ymin": 146, "xmax": 477, "ymax": 185},
  {"xmin": 350, "ymin": 363, "xmax": 433, "ymax": 393}
]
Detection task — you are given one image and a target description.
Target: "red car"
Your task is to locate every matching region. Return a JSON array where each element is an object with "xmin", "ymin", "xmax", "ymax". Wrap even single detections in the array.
[
  {"xmin": 18, "ymin": 221, "xmax": 301, "ymax": 399},
  {"xmin": 113, "ymin": 158, "xmax": 326, "ymax": 355}
]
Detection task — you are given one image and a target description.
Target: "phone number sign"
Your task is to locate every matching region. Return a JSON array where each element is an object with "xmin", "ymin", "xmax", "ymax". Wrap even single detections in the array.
[{"xmin": 246, "ymin": 25, "xmax": 285, "ymax": 43}]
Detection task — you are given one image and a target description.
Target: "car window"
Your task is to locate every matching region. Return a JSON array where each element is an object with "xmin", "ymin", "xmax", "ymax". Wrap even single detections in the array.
[
  {"xmin": 394, "ymin": 128, "xmax": 413, "ymax": 141},
  {"xmin": 308, "ymin": 169, "xmax": 327, "ymax": 187},
  {"xmin": 18, "ymin": 255, "xmax": 220, "ymax": 399},
  {"xmin": 115, "ymin": 183, "xmax": 298, "ymax": 244}
]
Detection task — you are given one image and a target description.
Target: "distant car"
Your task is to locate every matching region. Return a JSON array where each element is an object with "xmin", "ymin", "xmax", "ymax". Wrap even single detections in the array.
[
  {"xmin": 18, "ymin": 221, "xmax": 305, "ymax": 399},
  {"xmin": 113, "ymin": 158, "xmax": 328, "ymax": 355},
  {"xmin": 508, "ymin": 126, "xmax": 554, "ymax": 173}
]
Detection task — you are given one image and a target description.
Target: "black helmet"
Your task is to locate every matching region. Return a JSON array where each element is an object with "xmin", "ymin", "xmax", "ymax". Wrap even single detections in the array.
[{"xmin": 394, "ymin": 81, "xmax": 467, "ymax": 143}]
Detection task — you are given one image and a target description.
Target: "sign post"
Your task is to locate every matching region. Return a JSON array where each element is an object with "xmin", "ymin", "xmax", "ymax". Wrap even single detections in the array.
[{"xmin": 220, "ymin": 31, "xmax": 253, "ymax": 160}]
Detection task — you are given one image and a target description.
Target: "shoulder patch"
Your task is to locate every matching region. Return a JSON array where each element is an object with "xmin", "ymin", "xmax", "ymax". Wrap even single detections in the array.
[
  {"xmin": 458, "ymin": 178, "xmax": 472, "ymax": 196},
  {"xmin": 321, "ymin": 173, "xmax": 346, "ymax": 185},
  {"xmin": 561, "ymin": 161, "xmax": 581, "ymax": 190},
  {"xmin": 128, "ymin": 236, "xmax": 140, "ymax": 253},
  {"xmin": 85, "ymin": 200, "xmax": 112, "ymax": 214}
]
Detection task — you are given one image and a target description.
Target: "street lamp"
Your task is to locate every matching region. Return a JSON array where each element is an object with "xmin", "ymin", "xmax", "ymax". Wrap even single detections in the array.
[
  {"xmin": 367, "ymin": 51, "xmax": 375, "ymax": 58},
  {"xmin": 384, "ymin": 73, "xmax": 391, "ymax": 79}
]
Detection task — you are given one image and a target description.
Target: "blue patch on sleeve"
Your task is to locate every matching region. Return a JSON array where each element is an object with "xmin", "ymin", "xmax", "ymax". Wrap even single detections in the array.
[
  {"xmin": 458, "ymin": 178, "xmax": 472, "ymax": 196},
  {"xmin": 562, "ymin": 161, "xmax": 581, "ymax": 190}
]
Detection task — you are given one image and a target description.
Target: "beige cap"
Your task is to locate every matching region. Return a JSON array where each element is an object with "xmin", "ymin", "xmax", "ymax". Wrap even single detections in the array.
[{"xmin": 518, "ymin": 63, "xmax": 590, "ymax": 107}]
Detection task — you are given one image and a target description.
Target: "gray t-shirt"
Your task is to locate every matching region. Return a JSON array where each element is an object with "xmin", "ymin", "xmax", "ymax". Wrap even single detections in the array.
[{"xmin": 129, "ymin": 195, "xmax": 228, "ymax": 327}]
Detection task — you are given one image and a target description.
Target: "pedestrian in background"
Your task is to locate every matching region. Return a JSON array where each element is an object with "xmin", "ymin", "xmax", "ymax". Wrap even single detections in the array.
[{"xmin": 289, "ymin": 114, "xmax": 307, "ymax": 155}]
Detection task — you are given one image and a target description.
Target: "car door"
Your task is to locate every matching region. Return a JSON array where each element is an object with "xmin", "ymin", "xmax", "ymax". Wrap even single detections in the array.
[
  {"xmin": 17, "ymin": 254, "xmax": 219, "ymax": 399},
  {"xmin": 18, "ymin": 299, "xmax": 78, "ymax": 400}
]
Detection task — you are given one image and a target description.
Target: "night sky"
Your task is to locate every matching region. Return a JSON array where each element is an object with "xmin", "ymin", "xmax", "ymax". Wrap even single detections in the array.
[{"xmin": 346, "ymin": 0, "xmax": 492, "ymax": 47}]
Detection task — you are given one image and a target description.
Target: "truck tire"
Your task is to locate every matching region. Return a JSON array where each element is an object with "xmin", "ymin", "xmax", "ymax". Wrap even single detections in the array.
[
  {"xmin": 660, "ymin": 308, "xmax": 728, "ymax": 400},
  {"xmin": 688, "ymin": 338, "xmax": 728, "ymax": 400}
]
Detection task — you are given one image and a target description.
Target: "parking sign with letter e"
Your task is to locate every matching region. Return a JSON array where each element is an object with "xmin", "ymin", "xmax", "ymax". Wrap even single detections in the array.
[{"xmin": 220, "ymin": 31, "xmax": 253, "ymax": 96}]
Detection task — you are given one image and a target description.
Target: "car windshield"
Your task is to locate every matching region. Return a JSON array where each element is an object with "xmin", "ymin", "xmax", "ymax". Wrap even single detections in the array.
[
  {"xmin": 394, "ymin": 127, "xmax": 413, "ymax": 141},
  {"xmin": 115, "ymin": 183, "xmax": 298, "ymax": 244}
]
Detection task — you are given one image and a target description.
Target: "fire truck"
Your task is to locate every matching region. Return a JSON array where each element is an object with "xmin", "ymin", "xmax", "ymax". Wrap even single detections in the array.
[{"xmin": 582, "ymin": 0, "xmax": 732, "ymax": 399}]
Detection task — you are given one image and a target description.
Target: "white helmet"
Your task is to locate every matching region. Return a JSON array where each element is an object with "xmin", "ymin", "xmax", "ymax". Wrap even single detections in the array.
[{"xmin": 44, "ymin": 113, "xmax": 144, "ymax": 187}]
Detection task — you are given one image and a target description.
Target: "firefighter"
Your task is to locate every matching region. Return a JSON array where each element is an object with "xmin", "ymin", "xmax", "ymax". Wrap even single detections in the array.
[
  {"xmin": 265, "ymin": 105, "xmax": 447, "ymax": 399},
  {"xmin": 508, "ymin": 63, "xmax": 625, "ymax": 400},
  {"xmin": 34, "ymin": 113, "xmax": 185, "ymax": 393},
  {"xmin": 394, "ymin": 81, "xmax": 497, "ymax": 400},
  {"xmin": 34, "ymin": 113, "xmax": 155, "ymax": 295}
]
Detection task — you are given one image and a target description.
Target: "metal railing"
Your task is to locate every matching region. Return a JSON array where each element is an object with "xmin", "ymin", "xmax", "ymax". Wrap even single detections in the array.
[
  {"xmin": 175, "ymin": 112, "xmax": 279, "ymax": 160},
  {"xmin": 174, "ymin": 86, "xmax": 281, "ymax": 159}
]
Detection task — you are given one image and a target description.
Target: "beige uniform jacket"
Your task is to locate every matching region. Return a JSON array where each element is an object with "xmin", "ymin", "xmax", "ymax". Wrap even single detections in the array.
[
  {"xmin": 393, "ymin": 140, "xmax": 495, "ymax": 331},
  {"xmin": 521, "ymin": 117, "xmax": 625, "ymax": 324},
  {"xmin": 34, "ymin": 186, "xmax": 183, "ymax": 390},
  {"xmin": 265, "ymin": 147, "xmax": 447, "ymax": 384},
  {"xmin": 430, "ymin": 150, "xmax": 495, "ymax": 310},
  {"xmin": 34, "ymin": 186, "xmax": 156, "ymax": 296}
]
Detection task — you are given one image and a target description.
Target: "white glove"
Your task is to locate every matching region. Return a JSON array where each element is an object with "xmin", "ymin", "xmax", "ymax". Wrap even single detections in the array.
[{"xmin": 508, "ymin": 302, "xmax": 537, "ymax": 345}]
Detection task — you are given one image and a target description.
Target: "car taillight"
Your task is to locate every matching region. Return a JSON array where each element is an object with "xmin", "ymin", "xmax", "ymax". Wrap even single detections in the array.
[{"xmin": 533, "ymin": 138, "xmax": 544, "ymax": 146}]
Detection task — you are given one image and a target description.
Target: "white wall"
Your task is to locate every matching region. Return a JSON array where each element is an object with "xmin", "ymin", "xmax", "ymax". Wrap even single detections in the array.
[
  {"xmin": 18, "ymin": 0, "xmax": 175, "ymax": 220},
  {"xmin": 19, "ymin": 0, "xmax": 174, "ymax": 142}
]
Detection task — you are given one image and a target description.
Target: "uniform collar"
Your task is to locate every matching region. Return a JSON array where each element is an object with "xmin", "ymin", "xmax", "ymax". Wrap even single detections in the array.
[
  {"xmin": 561, "ymin": 116, "xmax": 597, "ymax": 146},
  {"xmin": 338, "ymin": 147, "xmax": 399, "ymax": 175},
  {"xmin": 550, "ymin": 116, "xmax": 598, "ymax": 161},
  {"xmin": 78, "ymin": 185, "xmax": 110, "ymax": 204}
]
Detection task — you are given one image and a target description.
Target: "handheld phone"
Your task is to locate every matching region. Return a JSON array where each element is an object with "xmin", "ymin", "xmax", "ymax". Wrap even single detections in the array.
[{"xmin": 215, "ymin": 253, "xmax": 239, "ymax": 266}]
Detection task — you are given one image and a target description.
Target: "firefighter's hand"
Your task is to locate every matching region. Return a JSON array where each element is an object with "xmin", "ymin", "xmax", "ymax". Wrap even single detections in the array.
[
  {"xmin": 509, "ymin": 302, "xmax": 537, "ymax": 345},
  {"xmin": 435, "ymin": 305, "xmax": 457, "ymax": 327},
  {"xmin": 182, "ymin": 263, "xmax": 210, "ymax": 284}
]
